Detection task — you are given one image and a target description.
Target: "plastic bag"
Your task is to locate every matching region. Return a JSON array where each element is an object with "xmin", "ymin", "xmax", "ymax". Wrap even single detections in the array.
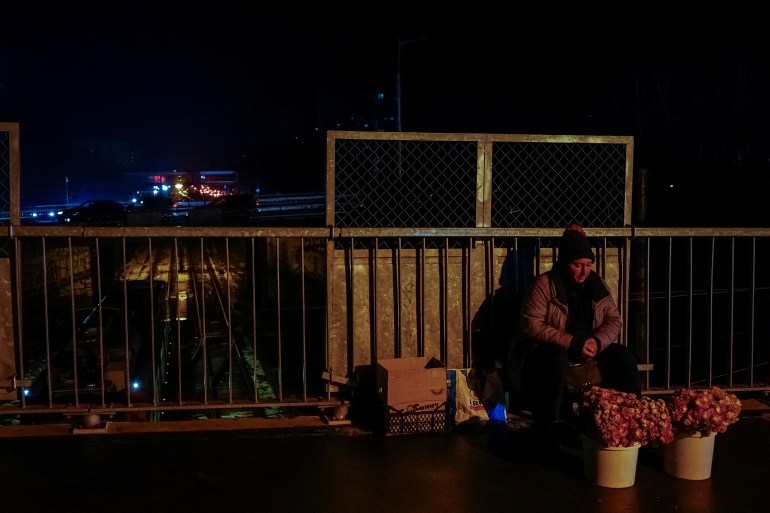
[{"xmin": 447, "ymin": 369, "xmax": 489, "ymax": 424}]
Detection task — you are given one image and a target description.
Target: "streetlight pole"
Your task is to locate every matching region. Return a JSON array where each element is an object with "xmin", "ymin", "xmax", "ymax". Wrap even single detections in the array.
[
  {"xmin": 65, "ymin": 176, "xmax": 69, "ymax": 207},
  {"xmin": 396, "ymin": 35, "xmax": 427, "ymax": 132}
]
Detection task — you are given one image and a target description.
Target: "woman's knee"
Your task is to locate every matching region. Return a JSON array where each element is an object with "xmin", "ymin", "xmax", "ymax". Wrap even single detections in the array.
[{"xmin": 599, "ymin": 343, "xmax": 638, "ymax": 367}]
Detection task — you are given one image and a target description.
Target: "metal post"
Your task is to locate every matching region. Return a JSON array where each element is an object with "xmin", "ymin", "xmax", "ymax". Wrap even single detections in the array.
[{"xmin": 396, "ymin": 35, "xmax": 427, "ymax": 132}]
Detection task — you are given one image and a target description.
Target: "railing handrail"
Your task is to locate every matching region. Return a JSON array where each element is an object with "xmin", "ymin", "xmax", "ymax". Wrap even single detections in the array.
[{"xmin": 6, "ymin": 225, "xmax": 770, "ymax": 239}]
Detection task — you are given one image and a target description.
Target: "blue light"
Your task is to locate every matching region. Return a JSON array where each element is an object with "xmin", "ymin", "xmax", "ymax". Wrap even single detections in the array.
[
  {"xmin": 487, "ymin": 403, "xmax": 507, "ymax": 422},
  {"xmin": 132, "ymin": 381, "xmax": 141, "ymax": 390},
  {"xmin": 23, "ymin": 389, "xmax": 30, "ymax": 397}
]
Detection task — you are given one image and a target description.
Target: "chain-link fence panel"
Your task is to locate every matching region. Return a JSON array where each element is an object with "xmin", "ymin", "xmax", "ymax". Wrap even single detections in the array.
[
  {"xmin": 491, "ymin": 141, "xmax": 628, "ymax": 228},
  {"xmin": 330, "ymin": 133, "xmax": 631, "ymax": 232},
  {"xmin": 333, "ymin": 137, "xmax": 478, "ymax": 228}
]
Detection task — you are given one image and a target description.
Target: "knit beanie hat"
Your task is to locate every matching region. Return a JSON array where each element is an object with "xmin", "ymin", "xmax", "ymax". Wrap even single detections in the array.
[{"xmin": 557, "ymin": 223, "xmax": 595, "ymax": 263}]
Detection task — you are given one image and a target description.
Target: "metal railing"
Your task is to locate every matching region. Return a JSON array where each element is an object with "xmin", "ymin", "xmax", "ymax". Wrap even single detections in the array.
[
  {"xmin": 2, "ymin": 129, "xmax": 768, "ymax": 432},
  {"xmin": 1, "ymin": 228, "xmax": 768, "ymax": 420}
]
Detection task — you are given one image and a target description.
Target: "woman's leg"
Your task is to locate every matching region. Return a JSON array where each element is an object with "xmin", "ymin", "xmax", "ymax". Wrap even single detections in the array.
[{"xmin": 523, "ymin": 344, "xmax": 570, "ymax": 429}]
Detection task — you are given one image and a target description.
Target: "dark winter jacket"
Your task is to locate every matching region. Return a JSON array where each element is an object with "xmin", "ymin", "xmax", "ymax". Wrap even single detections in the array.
[{"xmin": 506, "ymin": 265, "xmax": 621, "ymax": 393}]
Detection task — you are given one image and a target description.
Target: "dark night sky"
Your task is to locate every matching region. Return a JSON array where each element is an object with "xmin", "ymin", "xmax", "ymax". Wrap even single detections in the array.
[{"xmin": 2, "ymin": 8, "xmax": 769, "ymax": 225}]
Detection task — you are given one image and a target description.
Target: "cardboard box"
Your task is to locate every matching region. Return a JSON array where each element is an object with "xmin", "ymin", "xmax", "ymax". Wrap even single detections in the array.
[
  {"xmin": 376, "ymin": 357, "xmax": 448, "ymax": 434},
  {"xmin": 376, "ymin": 356, "xmax": 447, "ymax": 414}
]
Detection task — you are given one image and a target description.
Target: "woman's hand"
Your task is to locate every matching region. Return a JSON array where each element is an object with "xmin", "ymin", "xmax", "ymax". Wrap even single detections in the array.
[{"xmin": 582, "ymin": 337, "xmax": 598, "ymax": 359}]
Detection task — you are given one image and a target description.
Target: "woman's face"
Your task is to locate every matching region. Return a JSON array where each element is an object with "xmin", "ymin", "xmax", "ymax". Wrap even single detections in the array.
[{"xmin": 567, "ymin": 258, "xmax": 593, "ymax": 284}]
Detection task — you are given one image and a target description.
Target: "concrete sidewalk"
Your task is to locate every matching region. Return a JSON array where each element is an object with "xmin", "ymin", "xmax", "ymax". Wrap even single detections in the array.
[{"xmin": 1, "ymin": 408, "xmax": 769, "ymax": 513}]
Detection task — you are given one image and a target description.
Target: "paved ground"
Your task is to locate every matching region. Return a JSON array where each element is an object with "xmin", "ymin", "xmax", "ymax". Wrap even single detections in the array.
[{"xmin": 1, "ymin": 407, "xmax": 769, "ymax": 513}]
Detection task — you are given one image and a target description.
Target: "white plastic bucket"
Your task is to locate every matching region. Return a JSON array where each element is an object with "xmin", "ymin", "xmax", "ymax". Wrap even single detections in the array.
[
  {"xmin": 662, "ymin": 431, "xmax": 716, "ymax": 480},
  {"xmin": 582, "ymin": 435, "xmax": 641, "ymax": 488}
]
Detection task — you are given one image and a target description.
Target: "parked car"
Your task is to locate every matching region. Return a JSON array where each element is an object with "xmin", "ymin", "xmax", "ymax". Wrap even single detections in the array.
[
  {"xmin": 187, "ymin": 194, "xmax": 260, "ymax": 225},
  {"xmin": 58, "ymin": 200, "xmax": 127, "ymax": 226}
]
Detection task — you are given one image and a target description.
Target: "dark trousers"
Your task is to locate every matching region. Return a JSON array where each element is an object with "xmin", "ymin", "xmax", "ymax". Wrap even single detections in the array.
[{"xmin": 522, "ymin": 343, "xmax": 642, "ymax": 429}]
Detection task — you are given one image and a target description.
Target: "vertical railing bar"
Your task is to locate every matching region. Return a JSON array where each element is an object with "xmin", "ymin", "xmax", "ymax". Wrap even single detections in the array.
[
  {"xmin": 148, "ymin": 237, "xmax": 157, "ymax": 407},
  {"xmin": 622, "ymin": 237, "xmax": 628, "ymax": 344},
  {"xmin": 372, "ymin": 238, "xmax": 378, "ymax": 362},
  {"xmin": 200, "ymin": 237, "xmax": 208, "ymax": 404},
  {"xmin": 275, "ymin": 237, "xmax": 283, "ymax": 401},
  {"xmin": 251, "ymin": 237, "xmax": 259, "ymax": 402},
  {"xmin": 419, "ymin": 237, "xmax": 425, "ymax": 357},
  {"xmin": 13, "ymin": 237, "xmax": 27, "ymax": 407},
  {"xmin": 301, "ymin": 237, "xmax": 308, "ymax": 401},
  {"xmin": 442, "ymin": 237, "xmax": 449, "ymax": 363},
  {"xmin": 395, "ymin": 238, "xmax": 402, "ymax": 358},
  {"xmin": 749, "ymin": 237, "xmax": 756, "ymax": 386},
  {"xmin": 607, "ymin": 237, "xmax": 617, "ymax": 336},
  {"xmin": 615, "ymin": 237, "xmax": 625, "ymax": 344},
  {"xmin": 490, "ymin": 238, "xmax": 496, "ymax": 363},
  {"xmin": 41, "ymin": 238, "xmax": 51, "ymax": 408},
  {"xmin": 463, "ymin": 237, "xmax": 472, "ymax": 369},
  {"xmin": 707, "ymin": 237, "xmax": 715, "ymax": 387},
  {"xmin": 68, "ymin": 237, "xmax": 79, "ymax": 408},
  {"xmin": 95, "ymin": 238, "xmax": 106, "ymax": 408},
  {"xmin": 226, "ymin": 237, "xmax": 233, "ymax": 404},
  {"xmin": 687, "ymin": 237, "xmax": 693, "ymax": 387},
  {"xmin": 346, "ymin": 237, "xmax": 354, "ymax": 377},
  {"xmin": 622, "ymin": 234, "xmax": 632, "ymax": 347},
  {"xmin": 535, "ymin": 237, "xmax": 542, "ymax": 276},
  {"xmin": 600, "ymin": 236, "xmax": 608, "ymax": 280},
  {"xmin": 323, "ymin": 234, "xmax": 330, "ymax": 401},
  {"xmin": 665, "ymin": 237, "xmax": 672, "ymax": 390},
  {"xmin": 728, "ymin": 237, "xmax": 735, "ymax": 388},
  {"xmin": 174, "ymin": 237, "xmax": 182, "ymax": 405},
  {"xmin": 122, "ymin": 238, "xmax": 130, "ymax": 406},
  {"xmin": 644, "ymin": 238, "xmax": 651, "ymax": 390}
]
